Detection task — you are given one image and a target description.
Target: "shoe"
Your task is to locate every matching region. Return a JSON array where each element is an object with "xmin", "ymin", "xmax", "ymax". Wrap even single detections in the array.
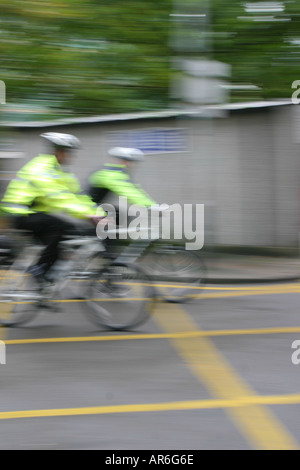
[
  {"xmin": 26, "ymin": 263, "xmax": 47, "ymax": 278},
  {"xmin": 26, "ymin": 264, "xmax": 52, "ymax": 290}
]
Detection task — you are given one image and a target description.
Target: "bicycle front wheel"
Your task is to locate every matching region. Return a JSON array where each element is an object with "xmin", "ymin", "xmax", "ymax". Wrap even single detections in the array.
[
  {"xmin": 142, "ymin": 246, "xmax": 206, "ymax": 303},
  {"xmin": 83, "ymin": 261, "xmax": 156, "ymax": 331},
  {"xmin": 0, "ymin": 268, "xmax": 41, "ymax": 326}
]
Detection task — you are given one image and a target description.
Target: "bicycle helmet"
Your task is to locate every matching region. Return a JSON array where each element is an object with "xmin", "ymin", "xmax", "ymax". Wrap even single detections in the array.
[
  {"xmin": 40, "ymin": 132, "xmax": 81, "ymax": 149},
  {"xmin": 108, "ymin": 147, "xmax": 144, "ymax": 162}
]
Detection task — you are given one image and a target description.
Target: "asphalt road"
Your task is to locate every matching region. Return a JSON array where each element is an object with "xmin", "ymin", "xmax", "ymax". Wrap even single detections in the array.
[{"xmin": 1, "ymin": 280, "xmax": 300, "ymax": 450}]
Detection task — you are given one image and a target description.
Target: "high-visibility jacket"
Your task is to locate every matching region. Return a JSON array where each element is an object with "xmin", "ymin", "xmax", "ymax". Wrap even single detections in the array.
[
  {"xmin": 1, "ymin": 154, "xmax": 103, "ymax": 218},
  {"xmin": 88, "ymin": 163, "xmax": 156, "ymax": 207}
]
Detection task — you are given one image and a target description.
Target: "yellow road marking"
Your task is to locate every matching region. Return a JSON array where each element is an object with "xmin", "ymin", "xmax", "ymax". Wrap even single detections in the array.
[
  {"xmin": 4, "ymin": 285, "xmax": 299, "ymax": 306},
  {"xmin": 5, "ymin": 325, "xmax": 300, "ymax": 345},
  {"xmin": 0, "ymin": 280, "xmax": 299, "ymax": 308},
  {"xmin": 204, "ymin": 283, "xmax": 300, "ymax": 291},
  {"xmin": 71, "ymin": 280, "xmax": 300, "ymax": 292},
  {"xmin": 130, "ymin": 282, "xmax": 300, "ymax": 292},
  {"xmin": 58, "ymin": 297, "xmax": 150, "ymax": 302},
  {"xmin": 153, "ymin": 303, "xmax": 299, "ymax": 450},
  {"xmin": 1, "ymin": 393, "xmax": 300, "ymax": 421},
  {"xmin": 192, "ymin": 286, "xmax": 300, "ymax": 299},
  {"xmin": 40, "ymin": 284, "xmax": 300, "ymax": 303}
]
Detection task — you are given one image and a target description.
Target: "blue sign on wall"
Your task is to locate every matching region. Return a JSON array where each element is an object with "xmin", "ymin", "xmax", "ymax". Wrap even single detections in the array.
[{"xmin": 107, "ymin": 128, "xmax": 188, "ymax": 154}]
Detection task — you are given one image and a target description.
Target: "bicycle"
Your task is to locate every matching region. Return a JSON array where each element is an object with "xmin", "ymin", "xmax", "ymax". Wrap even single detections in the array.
[
  {"xmin": 0, "ymin": 228, "xmax": 156, "ymax": 331},
  {"xmin": 104, "ymin": 225, "xmax": 206, "ymax": 303}
]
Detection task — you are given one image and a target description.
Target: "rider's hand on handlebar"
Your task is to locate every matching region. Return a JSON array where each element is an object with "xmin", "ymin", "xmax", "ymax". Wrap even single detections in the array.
[
  {"xmin": 89, "ymin": 215, "xmax": 116, "ymax": 227},
  {"xmin": 88, "ymin": 215, "xmax": 107, "ymax": 226}
]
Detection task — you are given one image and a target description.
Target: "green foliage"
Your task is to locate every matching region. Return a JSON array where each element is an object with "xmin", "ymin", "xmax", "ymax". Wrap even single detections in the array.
[
  {"xmin": 0, "ymin": 0, "xmax": 300, "ymax": 118},
  {"xmin": 210, "ymin": 0, "xmax": 300, "ymax": 100},
  {"xmin": 0, "ymin": 0, "xmax": 171, "ymax": 117}
]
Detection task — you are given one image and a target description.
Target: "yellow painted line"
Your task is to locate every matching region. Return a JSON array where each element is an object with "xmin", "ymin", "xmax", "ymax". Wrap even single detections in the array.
[
  {"xmin": 199, "ymin": 325, "xmax": 300, "ymax": 337},
  {"xmin": 5, "ymin": 325, "xmax": 300, "ymax": 345},
  {"xmin": 53, "ymin": 297, "xmax": 151, "ymax": 303},
  {"xmin": 153, "ymin": 283, "xmax": 300, "ymax": 292},
  {"xmin": 156, "ymin": 286, "xmax": 300, "ymax": 296},
  {"xmin": 152, "ymin": 303, "xmax": 299, "ymax": 450},
  {"xmin": 203, "ymin": 283, "xmax": 300, "ymax": 291},
  {"xmin": 1, "ymin": 393, "xmax": 300, "ymax": 421},
  {"xmin": 4, "ymin": 334, "xmax": 181, "ymax": 345},
  {"xmin": 61, "ymin": 285, "xmax": 300, "ymax": 303},
  {"xmin": 0, "ymin": 286, "xmax": 298, "ymax": 310},
  {"xmin": 72, "ymin": 280, "xmax": 300, "ymax": 292},
  {"xmin": 189, "ymin": 287, "xmax": 300, "ymax": 300},
  {"xmin": 34, "ymin": 286, "xmax": 300, "ymax": 304}
]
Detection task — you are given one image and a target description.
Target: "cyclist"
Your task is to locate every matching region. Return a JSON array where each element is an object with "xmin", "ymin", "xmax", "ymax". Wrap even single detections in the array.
[
  {"xmin": 87, "ymin": 147, "xmax": 157, "ymax": 222},
  {"xmin": 1, "ymin": 132, "xmax": 105, "ymax": 282}
]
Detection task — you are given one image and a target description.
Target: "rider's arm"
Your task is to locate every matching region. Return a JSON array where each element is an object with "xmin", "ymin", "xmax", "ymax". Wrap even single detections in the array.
[
  {"xmin": 92, "ymin": 169, "xmax": 156, "ymax": 208},
  {"xmin": 31, "ymin": 168, "xmax": 106, "ymax": 219}
]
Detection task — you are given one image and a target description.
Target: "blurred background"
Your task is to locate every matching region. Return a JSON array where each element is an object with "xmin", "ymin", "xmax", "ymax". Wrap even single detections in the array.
[
  {"xmin": 1, "ymin": 2, "xmax": 300, "ymax": 452},
  {"xmin": 1, "ymin": 0, "xmax": 300, "ymax": 252}
]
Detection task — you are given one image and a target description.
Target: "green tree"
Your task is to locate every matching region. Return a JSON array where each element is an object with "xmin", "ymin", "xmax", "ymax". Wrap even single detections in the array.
[
  {"xmin": 210, "ymin": 0, "xmax": 300, "ymax": 100},
  {"xmin": 0, "ymin": 0, "xmax": 171, "ymax": 116},
  {"xmin": 1, "ymin": 0, "xmax": 300, "ymax": 118}
]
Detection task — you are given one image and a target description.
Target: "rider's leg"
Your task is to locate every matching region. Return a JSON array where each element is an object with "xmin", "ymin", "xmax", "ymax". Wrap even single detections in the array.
[{"xmin": 14, "ymin": 213, "xmax": 75, "ymax": 274}]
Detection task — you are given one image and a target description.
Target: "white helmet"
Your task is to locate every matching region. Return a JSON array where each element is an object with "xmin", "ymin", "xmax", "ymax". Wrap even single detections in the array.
[
  {"xmin": 108, "ymin": 147, "xmax": 144, "ymax": 162},
  {"xmin": 40, "ymin": 132, "xmax": 81, "ymax": 149}
]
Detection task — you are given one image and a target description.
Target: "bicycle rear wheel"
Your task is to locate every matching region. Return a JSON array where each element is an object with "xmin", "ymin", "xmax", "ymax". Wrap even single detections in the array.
[
  {"xmin": 0, "ymin": 268, "xmax": 41, "ymax": 326},
  {"xmin": 83, "ymin": 261, "xmax": 156, "ymax": 331},
  {"xmin": 142, "ymin": 246, "xmax": 206, "ymax": 303}
]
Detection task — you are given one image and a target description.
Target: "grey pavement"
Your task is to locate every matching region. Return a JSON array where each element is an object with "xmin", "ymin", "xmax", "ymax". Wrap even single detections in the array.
[
  {"xmin": 2, "ymin": 286, "xmax": 300, "ymax": 449},
  {"xmin": 204, "ymin": 254, "xmax": 300, "ymax": 284}
]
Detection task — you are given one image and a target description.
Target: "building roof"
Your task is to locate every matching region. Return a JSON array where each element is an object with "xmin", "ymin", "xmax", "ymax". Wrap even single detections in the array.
[{"xmin": 0, "ymin": 100, "xmax": 292, "ymax": 129}]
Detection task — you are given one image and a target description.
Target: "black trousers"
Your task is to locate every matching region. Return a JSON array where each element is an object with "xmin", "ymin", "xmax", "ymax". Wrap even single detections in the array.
[{"xmin": 14, "ymin": 213, "xmax": 76, "ymax": 271}]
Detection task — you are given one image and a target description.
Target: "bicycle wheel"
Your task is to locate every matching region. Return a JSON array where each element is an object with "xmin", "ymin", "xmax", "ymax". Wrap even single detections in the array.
[
  {"xmin": 142, "ymin": 246, "xmax": 206, "ymax": 303},
  {"xmin": 0, "ymin": 268, "xmax": 41, "ymax": 326},
  {"xmin": 82, "ymin": 260, "xmax": 156, "ymax": 330}
]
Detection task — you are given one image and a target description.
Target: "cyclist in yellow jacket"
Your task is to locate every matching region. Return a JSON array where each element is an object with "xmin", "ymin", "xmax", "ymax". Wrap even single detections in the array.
[
  {"xmin": 1, "ymin": 132, "xmax": 105, "ymax": 280},
  {"xmin": 87, "ymin": 147, "xmax": 156, "ymax": 212}
]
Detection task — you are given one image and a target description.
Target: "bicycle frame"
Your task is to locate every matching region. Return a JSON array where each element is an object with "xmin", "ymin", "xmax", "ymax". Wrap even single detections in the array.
[
  {"xmin": 0, "ymin": 230, "xmax": 156, "ymax": 329},
  {"xmin": 0, "ymin": 233, "xmax": 106, "ymax": 299},
  {"xmin": 55, "ymin": 236, "xmax": 106, "ymax": 280}
]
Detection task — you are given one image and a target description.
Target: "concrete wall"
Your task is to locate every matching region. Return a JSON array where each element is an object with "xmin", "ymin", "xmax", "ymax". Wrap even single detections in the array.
[{"xmin": 1, "ymin": 104, "xmax": 299, "ymax": 248}]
